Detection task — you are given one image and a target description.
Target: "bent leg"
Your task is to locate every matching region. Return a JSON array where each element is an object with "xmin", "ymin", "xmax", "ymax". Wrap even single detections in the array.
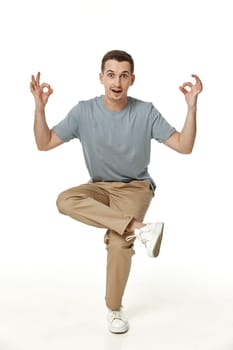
[{"xmin": 56, "ymin": 183, "xmax": 133, "ymax": 234}]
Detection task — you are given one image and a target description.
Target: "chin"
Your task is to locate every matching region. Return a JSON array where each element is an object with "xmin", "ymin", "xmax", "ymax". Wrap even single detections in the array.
[{"xmin": 111, "ymin": 93, "xmax": 125, "ymax": 101}]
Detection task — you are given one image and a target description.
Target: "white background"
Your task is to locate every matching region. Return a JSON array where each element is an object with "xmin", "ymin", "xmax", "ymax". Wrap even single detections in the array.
[{"xmin": 0, "ymin": 0, "xmax": 233, "ymax": 349}]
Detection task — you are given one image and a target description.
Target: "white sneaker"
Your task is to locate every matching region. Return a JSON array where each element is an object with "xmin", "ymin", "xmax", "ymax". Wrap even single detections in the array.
[
  {"xmin": 107, "ymin": 307, "xmax": 129, "ymax": 334},
  {"xmin": 135, "ymin": 222, "xmax": 164, "ymax": 257}
]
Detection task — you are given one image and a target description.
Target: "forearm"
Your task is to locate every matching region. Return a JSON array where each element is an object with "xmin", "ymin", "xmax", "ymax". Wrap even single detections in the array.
[
  {"xmin": 179, "ymin": 104, "xmax": 197, "ymax": 154},
  {"xmin": 33, "ymin": 106, "xmax": 51, "ymax": 150}
]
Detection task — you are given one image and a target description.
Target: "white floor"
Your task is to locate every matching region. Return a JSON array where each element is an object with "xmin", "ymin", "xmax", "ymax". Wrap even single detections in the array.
[{"xmin": 1, "ymin": 226, "xmax": 233, "ymax": 350}]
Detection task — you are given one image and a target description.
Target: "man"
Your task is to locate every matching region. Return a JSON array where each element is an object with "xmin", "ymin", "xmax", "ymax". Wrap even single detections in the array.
[{"xmin": 30, "ymin": 50, "xmax": 203, "ymax": 334}]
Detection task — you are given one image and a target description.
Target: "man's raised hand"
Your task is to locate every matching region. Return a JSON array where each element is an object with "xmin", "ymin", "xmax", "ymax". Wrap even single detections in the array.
[
  {"xmin": 179, "ymin": 74, "xmax": 203, "ymax": 107},
  {"xmin": 30, "ymin": 72, "xmax": 53, "ymax": 108}
]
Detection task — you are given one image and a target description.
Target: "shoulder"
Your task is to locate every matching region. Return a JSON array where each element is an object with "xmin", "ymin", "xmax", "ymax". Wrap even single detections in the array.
[
  {"xmin": 128, "ymin": 96, "xmax": 151, "ymax": 108},
  {"xmin": 68, "ymin": 96, "xmax": 101, "ymax": 115},
  {"xmin": 128, "ymin": 97, "xmax": 160, "ymax": 116},
  {"xmin": 78, "ymin": 96, "xmax": 101, "ymax": 107}
]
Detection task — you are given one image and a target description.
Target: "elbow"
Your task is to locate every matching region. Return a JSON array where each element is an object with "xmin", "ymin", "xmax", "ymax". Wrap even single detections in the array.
[
  {"xmin": 183, "ymin": 150, "xmax": 192, "ymax": 155},
  {"xmin": 180, "ymin": 146, "xmax": 193, "ymax": 154},
  {"xmin": 37, "ymin": 147, "xmax": 47, "ymax": 152},
  {"xmin": 166, "ymin": 132, "xmax": 195, "ymax": 155},
  {"xmin": 36, "ymin": 143, "xmax": 50, "ymax": 151},
  {"xmin": 178, "ymin": 138, "xmax": 195, "ymax": 154}
]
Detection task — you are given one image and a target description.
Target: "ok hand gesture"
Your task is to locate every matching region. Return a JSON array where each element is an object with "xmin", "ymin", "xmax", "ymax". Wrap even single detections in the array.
[
  {"xmin": 30, "ymin": 72, "xmax": 53, "ymax": 108},
  {"xmin": 179, "ymin": 74, "xmax": 203, "ymax": 108}
]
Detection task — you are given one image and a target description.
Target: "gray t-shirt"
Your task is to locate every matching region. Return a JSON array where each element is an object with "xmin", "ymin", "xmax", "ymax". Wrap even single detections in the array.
[{"xmin": 53, "ymin": 96, "xmax": 176, "ymax": 191}]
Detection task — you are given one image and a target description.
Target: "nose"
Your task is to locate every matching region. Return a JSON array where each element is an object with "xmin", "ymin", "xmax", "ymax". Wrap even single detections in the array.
[{"xmin": 114, "ymin": 75, "xmax": 121, "ymax": 86}]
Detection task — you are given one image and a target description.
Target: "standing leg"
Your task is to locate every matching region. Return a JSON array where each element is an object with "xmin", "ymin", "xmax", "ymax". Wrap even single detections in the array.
[
  {"xmin": 103, "ymin": 181, "xmax": 153, "ymax": 310},
  {"xmin": 104, "ymin": 230, "xmax": 135, "ymax": 310}
]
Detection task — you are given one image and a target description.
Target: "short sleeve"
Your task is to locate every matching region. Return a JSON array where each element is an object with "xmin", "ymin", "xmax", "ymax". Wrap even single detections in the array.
[
  {"xmin": 52, "ymin": 103, "xmax": 81, "ymax": 142},
  {"xmin": 150, "ymin": 104, "xmax": 176, "ymax": 143}
]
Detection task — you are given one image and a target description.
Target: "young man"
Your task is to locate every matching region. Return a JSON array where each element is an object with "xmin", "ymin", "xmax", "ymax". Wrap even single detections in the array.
[{"xmin": 30, "ymin": 50, "xmax": 203, "ymax": 334}]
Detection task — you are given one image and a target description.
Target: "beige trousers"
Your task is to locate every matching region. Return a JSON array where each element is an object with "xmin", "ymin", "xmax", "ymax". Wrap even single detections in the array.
[{"xmin": 56, "ymin": 180, "xmax": 153, "ymax": 310}]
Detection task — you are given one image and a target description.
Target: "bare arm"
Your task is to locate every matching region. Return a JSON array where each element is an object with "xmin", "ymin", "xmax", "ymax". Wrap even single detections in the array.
[
  {"xmin": 30, "ymin": 72, "xmax": 64, "ymax": 151},
  {"xmin": 164, "ymin": 74, "xmax": 203, "ymax": 154}
]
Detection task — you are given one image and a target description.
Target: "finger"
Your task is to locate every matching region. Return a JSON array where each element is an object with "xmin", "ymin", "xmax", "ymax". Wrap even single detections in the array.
[
  {"xmin": 31, "ymin": 73, "xmax": 40, "ymax": 90},
  {"xmin": 30, "ymin": 82, "xmax": 35, "ymax": 92},
  {"xmin": 30, "ymin": 81, "xmax": 39, "ymax": 95},
  {"xmin": 41, "ymin": 82, "xmax": 53, "ymax": 95},
  {"xmin": 179, "ymin": 86, "xmax": 188, "ymax": 94},
  {"xmin": 180, "ymin": 82, "xmax": 193, "ymax": 93},
  {"xmin": 191, "ymin": 74, "xmax": 203, "ymax": 86},
  {"xmin": 36, "ymin": 72, "xmax": 41, "ymax": 85},
  {"xmin": 31, "ymin": 74, "xmax": 36, "ymax": 84},
  {"xmin": 191, "ymin": 74, "xmax": 203, "ymax": 91},
  {"xmin": 182, "ymin": 82, "xmax": 193, "ymax": 88},
  {"xmin": 41, "ymin": 82, "xmax": 50, "ymax": 91},
  {"xmin": 191, "ymin": 74, "xmax": 201, "ymax": 81},
  {"xmin": 30, "ymin": 76, "xmax": 38, "ymax": 92}
]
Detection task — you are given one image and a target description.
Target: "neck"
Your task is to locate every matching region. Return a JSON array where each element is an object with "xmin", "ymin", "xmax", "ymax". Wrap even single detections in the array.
[{"xmin": 103, "ymin": 96, "xmax": 128, "ymax": 112}]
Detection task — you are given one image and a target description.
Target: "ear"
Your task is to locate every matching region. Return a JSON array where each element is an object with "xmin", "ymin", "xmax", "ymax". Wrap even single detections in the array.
[
  {"xmin": 99, "ymin": 72, "xmax": 104, "ymax": 84},
  {"xmin": 130, "ymin": 74, "xmax": 135, "ymax": 86}
]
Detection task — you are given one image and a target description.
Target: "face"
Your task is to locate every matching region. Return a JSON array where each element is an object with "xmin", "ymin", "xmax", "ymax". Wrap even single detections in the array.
[{"xmin": 99, "ymin": 59, "xmax": 135, "ymax": 105}]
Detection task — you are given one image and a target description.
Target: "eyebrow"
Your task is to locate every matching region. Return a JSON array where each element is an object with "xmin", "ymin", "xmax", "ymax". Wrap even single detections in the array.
[{"xmin": 106, "ymin": 70, "xmax": 130, "ymax": 74}]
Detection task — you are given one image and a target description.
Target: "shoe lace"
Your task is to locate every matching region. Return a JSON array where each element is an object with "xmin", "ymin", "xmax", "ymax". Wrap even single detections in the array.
[
  {"xmin": 125, "ymin": 226, "xmax": 151, "ymax": 243},
  {"xmin": 125, "ymin": 234, "xmax": 135, "ymax": 242},
  {"xmin": 110, "ymin": 310, "xmax": 122, "ymax": 320}
]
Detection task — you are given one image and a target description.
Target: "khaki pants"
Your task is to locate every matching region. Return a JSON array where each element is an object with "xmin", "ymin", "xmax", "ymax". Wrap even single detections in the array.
[{"xmin": 56, "ymin": 180, "xmax": 153, "ymax": 310}]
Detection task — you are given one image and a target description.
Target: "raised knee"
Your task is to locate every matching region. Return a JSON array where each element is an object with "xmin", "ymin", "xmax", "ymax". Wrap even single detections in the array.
[{"xmin": 56, "ymin": 191, "xmax": 70, "ymax": 214}]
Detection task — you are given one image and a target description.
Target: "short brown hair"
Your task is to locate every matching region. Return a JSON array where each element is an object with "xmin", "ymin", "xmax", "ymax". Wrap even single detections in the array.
[{"xmin": 101, "ymin": 50, "xmax": 134, "ymax": 73}]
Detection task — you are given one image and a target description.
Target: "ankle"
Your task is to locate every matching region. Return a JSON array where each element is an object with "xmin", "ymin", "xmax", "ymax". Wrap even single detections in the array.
[{"xmin": 127, "ymin": 219, "xmax": 145, "ymax": 232}]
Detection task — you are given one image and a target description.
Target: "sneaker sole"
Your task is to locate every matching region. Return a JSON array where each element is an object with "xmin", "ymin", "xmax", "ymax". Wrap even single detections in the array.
[
  {"xmin": 108, "ymin": 323, "xmax": 129, "ymax": 334},
  {"xmin": 147, "ymin": 222, "xmax": 164, "ymax": 258}
]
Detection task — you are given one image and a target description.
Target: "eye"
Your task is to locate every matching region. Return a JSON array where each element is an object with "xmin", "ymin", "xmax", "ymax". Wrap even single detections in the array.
[
  {"xmin": 107, "ymin": 73, "xmax": 114, "ymax": 78},
  {"xmin": 121, "ymin": 73, "xmax": 129, "ymax": 79}
]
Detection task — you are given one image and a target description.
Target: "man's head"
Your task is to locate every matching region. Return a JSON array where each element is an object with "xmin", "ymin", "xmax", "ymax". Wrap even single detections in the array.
[
  {"xmin": 100, "ymin": 50, "xmax": 135, "ymax": 108},
  {"xmin": 101, "ymin": 50, "xmax": 134, "ymax": 74}
]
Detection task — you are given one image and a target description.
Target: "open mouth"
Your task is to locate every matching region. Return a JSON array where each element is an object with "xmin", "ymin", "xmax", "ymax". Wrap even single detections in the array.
[{"xmin": 111, "ymin": 88, "xmax": 122, "ymax": 94}]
